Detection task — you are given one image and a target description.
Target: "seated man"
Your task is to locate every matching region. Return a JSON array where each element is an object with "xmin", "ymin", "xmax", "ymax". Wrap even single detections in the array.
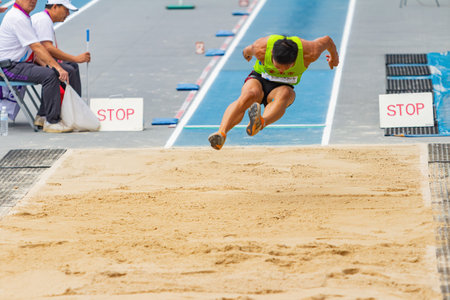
[
  {"xmin": 0, "ymin": 0, "xmax": 71, "ymax": 133},
  {"xmin": 32, "ymin": 0, "xmax": 90, "ymax": 127}
]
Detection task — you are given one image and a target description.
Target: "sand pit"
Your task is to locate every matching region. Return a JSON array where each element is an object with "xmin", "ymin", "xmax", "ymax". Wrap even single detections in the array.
[{"xmin": 0, "ymin": 145, "xmax": 441, "ymax": 299}]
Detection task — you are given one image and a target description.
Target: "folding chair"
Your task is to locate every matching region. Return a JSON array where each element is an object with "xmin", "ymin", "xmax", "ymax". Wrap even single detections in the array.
[{"xmin": 0, "ymin": 59, "xmax": 42, "ymax": 132}]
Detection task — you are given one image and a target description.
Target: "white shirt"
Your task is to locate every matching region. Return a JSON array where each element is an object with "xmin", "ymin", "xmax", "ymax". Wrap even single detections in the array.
[
  {"xmin": 0, "ymin": 5, "xmax": 38, "ymax": 62},
  {"xmin": 31, "ymin": 11, "xmax": 56, "ymax": 45}
]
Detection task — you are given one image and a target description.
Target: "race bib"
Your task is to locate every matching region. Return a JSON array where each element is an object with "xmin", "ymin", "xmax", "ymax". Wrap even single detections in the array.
[{"xmin": 262, "ymin": 72, "xmax": 297, "ymax": 84}]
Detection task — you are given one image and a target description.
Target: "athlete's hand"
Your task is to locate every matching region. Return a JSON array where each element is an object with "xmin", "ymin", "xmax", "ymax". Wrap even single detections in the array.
[
  {"xmin": 326, "ymin": 54, "xmax": 339, "ymax": 70},
  {"xmin": 243, "ymin": 47, "xmax": 253, "ymax": 62}
]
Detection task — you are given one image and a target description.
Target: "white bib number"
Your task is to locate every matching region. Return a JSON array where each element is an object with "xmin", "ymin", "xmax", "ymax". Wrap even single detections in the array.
[{"xmin": 262, "ymin": 72, "xmax": 297, "ymax": 84}]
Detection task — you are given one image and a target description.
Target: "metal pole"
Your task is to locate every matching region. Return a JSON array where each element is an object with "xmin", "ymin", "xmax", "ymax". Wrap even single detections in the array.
[{"xmin": 86, "ymin": 29, "xmax": 90, "ymax": 105}]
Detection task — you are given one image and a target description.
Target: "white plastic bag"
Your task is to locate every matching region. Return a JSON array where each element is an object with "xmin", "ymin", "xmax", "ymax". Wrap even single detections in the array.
[{"xmin": 61, "ymin": 84, "xmax": 100, "ymax": 131}]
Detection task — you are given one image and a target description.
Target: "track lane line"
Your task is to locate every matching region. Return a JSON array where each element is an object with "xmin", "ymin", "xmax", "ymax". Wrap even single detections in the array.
[
  {"xmin": 54, "ymin": 0, "xmax": 103, "ymax": 30},
  {"xmin": 165, "ymin": 0, "xmax": 267, "ymax": 148},
  {"xmin": 321, "ymin": 0, "xmax": 356, "ymax": 146}
]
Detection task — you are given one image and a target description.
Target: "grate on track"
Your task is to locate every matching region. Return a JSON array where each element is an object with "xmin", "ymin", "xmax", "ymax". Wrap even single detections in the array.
[
  {"xmin": 385, "ymin": 53, "xmax": 428, "ymax": 65},
  {"xmin": 386, "ymin": 79, "xmax": 433, "ymax": 93},
  {"xmin": 428, "ymin": 144, "xmax": 450, "ymax": 299},
  {"xmin": 383, "ymin": 53, "xmax": 439, "ymax": 137},
  {"xmin": 0, "ymin": 149, "xmax": 66, "ymax": 214},
  {"xmin": 0, "ymin": 168, "xmax": 45, "ymax": 207},
  {"xmin": 0, "ymin": 149, "xmax": 66, "ymax": 168},
  {"xmin": 386, "ymin": 65, "xmax": 431, "ymax": 76},
  {"xmin": 384, "ymin": 124, "xmax": 439, "ymax": 136},
  {"xmin": 384, "ymin": 104, "xmax": 438, "ymax": 136}
]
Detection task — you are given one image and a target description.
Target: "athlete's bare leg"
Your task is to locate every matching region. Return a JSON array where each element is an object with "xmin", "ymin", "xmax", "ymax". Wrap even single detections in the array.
[
  {"xmin": 262, "ymin": 85, "xmax": 296, "ymax": 126},
  {"xmin": 209, "ymin": 79, "xmax": 263, "ymax": 150},
  {"xmin": 218, "ymin": 79, "xmax": 264, "ymax": 134}
]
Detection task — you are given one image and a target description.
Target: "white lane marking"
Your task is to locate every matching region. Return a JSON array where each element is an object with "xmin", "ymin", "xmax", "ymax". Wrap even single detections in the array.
[
  {"xmin": 164, "ymin": 0, "xmax": 268, "ymax": 148},
  {"xmin": 54, "ymin": 0, "xmax": 102, "ymax": 30},
  {"xmin": 321, "ymin": 0, "xmax": 357, "ymax": 146}
]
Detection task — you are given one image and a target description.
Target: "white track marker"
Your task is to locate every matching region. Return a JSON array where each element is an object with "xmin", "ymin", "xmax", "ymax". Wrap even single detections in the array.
[
  {"xmin": 54, "ymin": 0, "xmax": 102, "ymax": 30},
  {"xmin": 0, "ymin": 0, "xmax": 14, "ymax": 8},
  {"xmin": 2, "ymin": 0, "xmax": 101, "ymax": 17},
  {"xmin": 2, "ymin": 1, "xmax": 102, "ymax": 31},
  {"xmin": 321, "ymin": 0, "xmax": 357, "ymax": 146},
  {"xmin": 184, "ymin": 124, "xmax": 325, "ymax": 129},
  {"xmin": 170, "ymin": 2, "xmax": 252, "ymax": 125},
  {"xmin": 165, "ymin": 0, "xmax": 267, "ymax": 148},
  {"xmin": 1, "ymin": 0, "xmax": 100, "ymax": 14}
]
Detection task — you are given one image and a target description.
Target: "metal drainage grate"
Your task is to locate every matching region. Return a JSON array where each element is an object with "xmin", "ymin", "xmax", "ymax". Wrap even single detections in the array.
[
  {"xmin": 386, "ymin": 65, "xmax": 431, "ymax": 76},
  {"xmin": 0, "ymin": 149, "xmax": 66, "ymax": 168},
  {"xmin": 0, "ymin": 168, "xmax": 44, "ymax": 207},
  {"xmin": 383, "ymin": 53, "xmax": 438, "ymax": 137},
  {"xmin": 385, "ymin": 53, "xmax": 428, "ymax": 65},
  {"xmin": 384, "ymin": 123, "xmax": 439, "ymax": 136},
  {"xmin": 384, "ymin": 105, "xmax": 438, "ymax": 136},
  {"xmin": 0, "ymin": 149, "xmax": 66, "ymax": 213},
  {"xmin": 386, "ymin": 78, "xmax": 433, "ymax": 93},
  {"xmin": 428, "ymin": 143, "xmax": 450, "ymax": 299}
]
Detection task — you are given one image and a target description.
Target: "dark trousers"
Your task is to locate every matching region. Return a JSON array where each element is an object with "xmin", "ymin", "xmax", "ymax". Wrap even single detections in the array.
[
  {"xmin": 36, "ymin": 62, "xmax": 82, "ymax": 119},
  {"xmin": 3, "ymin": 61, "xmax": 82, "ymax": 123},
  {"xmin": 61, "ymin": 62, "xmax": 81, "ymax": 96},
  {"xmin": 3, "ymin": 62, "xmax": 61, "ymax": 123}
]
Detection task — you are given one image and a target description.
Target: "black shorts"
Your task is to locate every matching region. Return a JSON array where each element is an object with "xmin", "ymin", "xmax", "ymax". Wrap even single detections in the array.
[{"xmin": 245, "ymin": 71, "xmax": 294, "ymax": 106}]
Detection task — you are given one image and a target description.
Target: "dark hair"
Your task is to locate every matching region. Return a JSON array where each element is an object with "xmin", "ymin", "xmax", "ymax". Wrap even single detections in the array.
[
  {"xmin": 273, "ymin": 37, "xmax": 298, "ymax": 65},
  {"xmin": 45, "ymin": 4, "xmax": 64, "ymax": 9}
]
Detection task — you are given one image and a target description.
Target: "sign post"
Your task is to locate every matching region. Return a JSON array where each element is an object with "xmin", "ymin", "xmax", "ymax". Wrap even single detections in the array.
[{"xmin": 86, "ymin": 29, "xmax": 90, "ymax": 105}]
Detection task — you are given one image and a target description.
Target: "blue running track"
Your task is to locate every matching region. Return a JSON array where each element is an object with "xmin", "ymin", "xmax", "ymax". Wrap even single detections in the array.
[{"xmin": 174, "ymin": 0, "xmax": 350, "ymax": 147}]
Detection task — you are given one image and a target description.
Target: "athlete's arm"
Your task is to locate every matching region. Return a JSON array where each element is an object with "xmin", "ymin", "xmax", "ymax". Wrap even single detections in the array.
[
  {"xmin": 41, "ymin": 41, "xmax": 91, "ymax": 63},
  {"xmin": 301, "ymin": 36, "xmax": 339, "ymax": 69},
  {"xmin": 242, "ymin": 36, "xmax": 269, "ymax": 62}
]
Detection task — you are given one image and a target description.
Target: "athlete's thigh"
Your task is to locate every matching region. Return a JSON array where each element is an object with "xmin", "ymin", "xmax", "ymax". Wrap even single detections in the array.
[
  {"xmin": 241, "ymin": 77, "xmax": 264, "ymax": 104},
  {"xmin": 267, "ymin": 85, "xmax": 296, "ymax": 106}
]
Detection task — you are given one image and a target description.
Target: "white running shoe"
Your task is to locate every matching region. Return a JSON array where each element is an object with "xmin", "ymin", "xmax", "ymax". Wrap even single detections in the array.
[
  {"xmin": 34, "ymin": 115, "xmax": 46, "ymax": 128},
  {"xmin": 43, "ymin": 121, "xmax": 73, "ymax": 133}
]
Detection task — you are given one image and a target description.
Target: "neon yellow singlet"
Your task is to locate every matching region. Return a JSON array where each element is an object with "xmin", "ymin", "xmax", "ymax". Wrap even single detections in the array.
[{"xmin": 253, "ymin": 35, "xmax": 307, "ymax": 85}]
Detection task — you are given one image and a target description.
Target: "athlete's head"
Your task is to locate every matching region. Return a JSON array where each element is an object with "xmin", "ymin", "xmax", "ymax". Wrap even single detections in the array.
[{"xmin": 272, "ymin": 37, "xmax": 298, "ymax": 65}]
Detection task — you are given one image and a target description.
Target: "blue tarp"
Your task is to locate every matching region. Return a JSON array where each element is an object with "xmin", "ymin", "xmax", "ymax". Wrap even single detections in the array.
[{"xmin": 429, "ymin": 52, "xmax": 450, "ymax": 135}]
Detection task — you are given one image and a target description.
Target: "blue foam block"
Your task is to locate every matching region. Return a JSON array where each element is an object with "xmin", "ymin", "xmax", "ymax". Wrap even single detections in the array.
[
  {"xmin": 216, "ymin": 30, "xmax": 235, "ymax": 37},
  {"xmin": 232, "ymin": 10, "xmax": 249, "ymax": 16},
  {"xmin": 152, "ymin": 118, "xmax": 179, "ymax": 125},
  {"xmin": 176, "ymin": 83, "xmax": 199, "ymax": 91},
  {"xmin": 205, "ymin": 49, "xmax": 225, "ymax": 56}
]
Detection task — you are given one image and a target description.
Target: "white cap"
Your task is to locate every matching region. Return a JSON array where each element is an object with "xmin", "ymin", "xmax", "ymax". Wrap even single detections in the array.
[{"xmin": 46, "ymin": 0, "xmax": 78, "ymax": 11}]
